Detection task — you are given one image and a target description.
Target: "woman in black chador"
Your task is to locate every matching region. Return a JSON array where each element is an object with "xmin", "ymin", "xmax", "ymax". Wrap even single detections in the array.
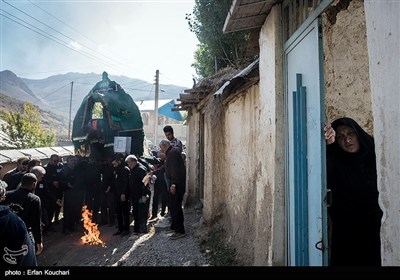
[{"xmin": 324, "ymin": 117, "xmax": 383, "ymax": 266}]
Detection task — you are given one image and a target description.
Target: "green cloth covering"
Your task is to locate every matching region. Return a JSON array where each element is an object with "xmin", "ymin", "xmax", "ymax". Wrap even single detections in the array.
[{"xmin": 72, "ymin": 72, "xmax": 144, "ymax": 157}]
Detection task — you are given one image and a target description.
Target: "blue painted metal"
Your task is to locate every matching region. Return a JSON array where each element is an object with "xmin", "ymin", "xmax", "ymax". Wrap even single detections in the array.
[
  {"xmin": 293, "ymin": 74, "xmax": 309, "ymax": 265},
  {"xmin": 158, "ymin": 99, "xmax": 185, "ymax": 121}
]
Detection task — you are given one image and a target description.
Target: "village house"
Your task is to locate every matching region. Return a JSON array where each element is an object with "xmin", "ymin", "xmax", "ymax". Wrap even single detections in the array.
[
  {"xmin": 135, "ymin": 99, "xmax": 187, "ymax": 150},
  {"xmin": 177, "ymin": 0, "xmax": 399, "ymax": 266}
]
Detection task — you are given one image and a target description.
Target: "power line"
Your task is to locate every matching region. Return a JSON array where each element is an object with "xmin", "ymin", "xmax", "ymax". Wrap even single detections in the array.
[
  {"xmin": 0, "ymin": 11, "xmax": 130, "ymax": 76},
  {"xmin": 18, "ymin": 67, "xmax": 98, "ymax": 77},
  {"xmin": 40, "ymin": 82, "xmax": 70, "ymax": 99},
  {"xmin": 160, "ymin": 72, "xmax": 190, "ymax": 88},
  {"xmin": 1, "ymin": 0, "xmax": 131, "ymax": 74},
  {"xmin": 123, "ymin": 83, "xmax": 154, "ymax": 90},
  {"xmin": 28, "ymin": 0, "xmax": 99, "ymax": 46},
  {"xmin": 1, "ymin": 0, "xmax": 132, "ymax": 76},
  {"xmin": 120, "ymin": 80, "xmax": 152, "ymax": 87},
  {"xmin": 27, "ymin": 0, "xmax": 134, "ymax": 72},
  {"xmin": 73, "ymin": 81, "xmax": 95, "ymax": 86}
]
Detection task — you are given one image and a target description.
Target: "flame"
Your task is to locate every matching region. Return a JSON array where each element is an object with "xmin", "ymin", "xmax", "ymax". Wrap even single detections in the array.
[{"xmin": 81, "ymin": 205, "xmax": 106, "ymax": 247}]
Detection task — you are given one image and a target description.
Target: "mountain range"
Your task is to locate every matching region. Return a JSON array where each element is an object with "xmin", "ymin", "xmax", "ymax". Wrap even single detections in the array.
[{"xmin": 0, "ymin": 70, "xmax": 187, "ymax": 139}]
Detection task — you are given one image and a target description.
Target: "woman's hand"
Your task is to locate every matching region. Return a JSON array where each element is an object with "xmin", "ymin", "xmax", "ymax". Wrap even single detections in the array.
[
  {"xmin": 170, "ymin": 184, "xmax": 176, "ymax": 195},
  {"xmin": 324, "ymin": 124, "xmax": 336, "ymax": 145},
  {"xmin": 36, "ymin": 243, "xmax": 43, "ymax": 255}
]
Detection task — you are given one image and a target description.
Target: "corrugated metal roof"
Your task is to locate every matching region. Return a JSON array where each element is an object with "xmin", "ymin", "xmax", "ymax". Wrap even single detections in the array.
[
  {"xmin": 50, "ymin": 146, "xmax": 73, "ymax": 157},
  {"xmin": 0, "ymin": 150, "xmax": 28, "ymax": 163},
  {"xmin": 0, "ymin": 153, "xmax": 12, "ymax": 163},
  {"xmin": 223, "ymin": 0, "xmax": 277, "ymax": 33},
  {"xmin": 0, "ymin": 139, "xmax": 16, "ymax": 149},
  {"xmin": 34, "ymin": 147, "xmax": 60, "ymax": 158},
  {"xmin": 20, "ymin": 148, "xmax": 48, "ymax": 160},
  {"xmin": 0, "ymin": 119, "xmax": 16, "ymax": 149},
  {"xmin": 61, "ymin": 146, "xmax": 75, "ymax": 154},
  {"xmin": 0, "ymin": 146, "xmax": 75, "ymax": 164},
  {"xmin": 213, "ymin": 58, "xmax": 259, "ymax": 98},
  {"xmin": 175, "ymin": 59, "xmax": 259, "ymax": 111}
]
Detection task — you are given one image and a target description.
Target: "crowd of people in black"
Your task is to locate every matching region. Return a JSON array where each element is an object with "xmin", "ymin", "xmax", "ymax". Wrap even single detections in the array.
[{"xmin": 0, "ymin": 125, "xmax": 187, "ymax": 266}]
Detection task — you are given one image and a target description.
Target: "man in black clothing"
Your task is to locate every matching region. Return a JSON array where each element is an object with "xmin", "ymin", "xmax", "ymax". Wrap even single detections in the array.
[
  {"xmin": 2, "ymin": 157, "xmax": 29, "ymax": 187},
  {"xmin": 159, "ymin": 139, "xmax": 187, "ymax": 240},
  {"xmin": 30, "ymin": 166, "xmax": 55, "ymax": 234},
  {"xmin": 60, "ymin": 155, "xmax": 79, "ymax": 234},
  {"xmin": 163, "ymin": 125, "xmax": 183, "ymax": 152},
  {"xmin": 44, "ymin": 154, "xmax": 63, "ymax": 225},
  {"xmin": 125, "ymin": 155, "xmax": 150, "ymax": 234},
  {"xmin": 4, "ymin": 158, "xmax": 30, "ymax": 191},
  {"xmin": 144, "ymin": 153, "xmax": 168, "ymax": 219},
  {"xmin": 100, "ymin": 157, "xmax": 116, "ymax": 226},
  {"xmin": 3, "ymin": 173, "xmax": 43, "ymax": 255},
  {"xmin": 111, "ymin": 154, "xmax": 130, "ymax": 236},
  {"xmin": 0, "ymin": 180, "xmax": 37, "ymax": 266},
  {"xmin": 84, "ymin": 157, "xmax": 103, "ymax": 224}
]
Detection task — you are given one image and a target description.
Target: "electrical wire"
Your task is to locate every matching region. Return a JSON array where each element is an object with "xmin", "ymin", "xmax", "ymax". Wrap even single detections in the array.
[
  {"xmin": 0, "ymin": 10, "xmax": 130, "ymax": 76},
  {"xmin": 27, "ymin": 0, "xmax": 134, "ymax": 72},
  {"xmin": 1, "ymin": 0, "xmax": 132, "ymax": 76}
]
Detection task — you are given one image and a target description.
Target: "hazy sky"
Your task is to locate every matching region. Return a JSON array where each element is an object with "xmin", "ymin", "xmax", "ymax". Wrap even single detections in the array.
[{"xmin": 0, "ymin": 0, "xmax": 199, "ymax": 87}]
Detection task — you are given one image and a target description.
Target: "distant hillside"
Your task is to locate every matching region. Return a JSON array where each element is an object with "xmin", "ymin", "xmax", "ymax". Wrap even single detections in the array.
[
  {"xmin": 0, "ymin": 92, "xmax": 67, "ymax": 138},
  {"xmin": 0, "ymin": 70, "xmax": 188, "ymax": 139},
  {"xmin": 21, "ymin": 72, "xmax": 187, "ymax": 121},
  {"xmin": 0, "ymin": 70, "xmax": 42, "ymax": 104},
  {"xmin": 1, "ymin": 70, "xmax": 186, "ymax": 120}
]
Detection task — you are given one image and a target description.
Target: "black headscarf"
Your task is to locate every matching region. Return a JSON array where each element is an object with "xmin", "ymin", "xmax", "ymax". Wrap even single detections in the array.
[
  {"xmin": 330, "ymin": 117, "xmax": 376, "ymax": 163},
  {"xmin": 327, "ymin": 117, "xmax": 381, "ymax": 215}
]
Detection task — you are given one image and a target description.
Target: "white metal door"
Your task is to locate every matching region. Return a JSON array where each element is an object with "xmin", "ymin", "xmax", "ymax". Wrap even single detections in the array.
[{"xmin": 285, "ymin": 18, "xmax": 328, "ymax": 266}]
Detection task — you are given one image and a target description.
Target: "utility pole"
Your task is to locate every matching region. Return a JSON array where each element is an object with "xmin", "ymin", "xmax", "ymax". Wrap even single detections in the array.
[
  {"xmin": 154, "ymin": 70, "xmax": 160, "ymax": 146},
  {"xmin": 68, "ymin": 81, "xmax": 74, "ymax": 140},
  {"xmin": 214, "ymin": 56, "xmax": 218, "ymax": 74}
]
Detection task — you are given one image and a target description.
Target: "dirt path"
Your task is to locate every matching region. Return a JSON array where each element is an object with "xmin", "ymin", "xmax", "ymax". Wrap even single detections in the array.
[{"xmin": 37, "ymin": 205, "xmax": 209, "ymax": 267}]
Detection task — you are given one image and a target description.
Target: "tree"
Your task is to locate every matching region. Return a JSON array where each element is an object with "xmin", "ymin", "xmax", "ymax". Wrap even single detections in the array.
[
  {"xmin": 187, "ymin": 0, "xmax": 253, "ymax": 78},
  {"xmin": 0, "ymin": 103, "xmax": 55, "ymax": 149}
]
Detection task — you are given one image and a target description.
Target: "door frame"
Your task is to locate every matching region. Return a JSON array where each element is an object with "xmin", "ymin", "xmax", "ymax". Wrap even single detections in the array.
[{"xmin": 283, "ymin": 16, "xmax": 328, "ymax": 266}]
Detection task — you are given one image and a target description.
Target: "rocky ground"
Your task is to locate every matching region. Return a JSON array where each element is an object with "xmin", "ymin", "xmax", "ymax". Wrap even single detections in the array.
[{"xmin": 37, "ymin": 205, "xmax": 210, "ymax": 267}]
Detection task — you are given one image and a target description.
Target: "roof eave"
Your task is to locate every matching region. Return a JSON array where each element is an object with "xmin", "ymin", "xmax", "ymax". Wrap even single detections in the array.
[{"xmin": 223, "ymin": 0, "xmax": 279, "ymax": 34}]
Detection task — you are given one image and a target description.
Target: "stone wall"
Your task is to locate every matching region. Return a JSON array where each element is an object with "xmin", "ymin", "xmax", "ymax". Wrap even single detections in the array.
[{"xmin": 323, "ymin": 0, "xmax": 373, "ymax": 134}]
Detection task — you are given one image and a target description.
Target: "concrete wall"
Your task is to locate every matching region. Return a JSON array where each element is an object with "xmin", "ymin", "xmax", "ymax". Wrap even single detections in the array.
[
  {"xmin": 322, "ymin": 0, "xmax": 373, "ymax": 134},
  {"xmin": 254, "ymin": 4, "xmax": 285, "ymax": 266},
  {"xmin": 202, "ymin": 95, "xmax": 227, "ymax": 225},
  {"xmin": 200, "ymin": 84, "xmax": 267, "ymax": 265},
  {"xmin": 200, "ymin": 5, "xmax": 285, "ymax": 266},
  {"xmin": 192, "ymin": 93, "xmax": 254, "ymax": 260},
  {"xmin": 365, "ymin": 0, "xmax": 400, "ymax": 266},
  {"xmin": 221, "ymin": 85, "xmax": 259, "ymax": 264},
  {"xmin": 322, "ymin": 0, "xmax": 400, "ymax": 265},
  {"xmin": 193, "ymin": 0, "xmax": 399, "ymax": 266},
  {"xmin": 185, "ymin": 110, "xmax": 201, "ymax": 205}
]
